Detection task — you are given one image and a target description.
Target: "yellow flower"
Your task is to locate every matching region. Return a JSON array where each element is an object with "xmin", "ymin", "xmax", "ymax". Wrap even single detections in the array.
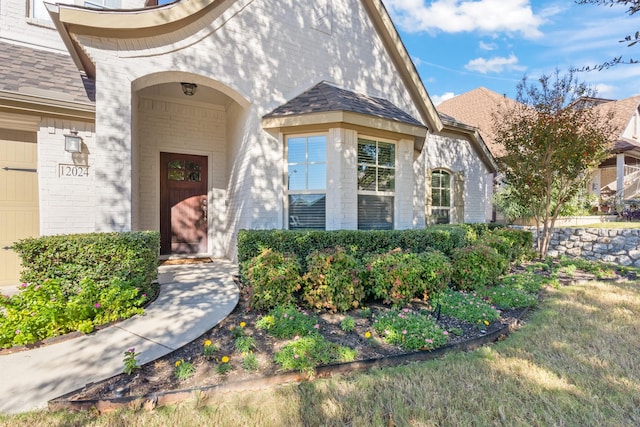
[
  {"xmin": 175, "ymin": 360, "xmax": 181, "ymax": 367},
  {"xmin": 484, "ymin": 320, "xmax": 490, "ymax": 326},
  {"xmin": 364, "ymin": 331, "xmax": 372, "ymax": 339},
  {"xmin": 221, "ymin": 356, "xmax": 230, "ymax": 363},
  {"xmin": 240, "ymin": 321, "xmax": 246, "ymax": 328},
  {"xmin": 204, "ymin": 339, "xmax": 212, "ymax": 347}
]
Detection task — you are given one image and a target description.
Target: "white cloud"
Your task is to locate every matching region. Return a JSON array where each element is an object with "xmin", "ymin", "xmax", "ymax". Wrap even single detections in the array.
[
  {"xmin": 431, "ymin": 92, "xmax": 456, "ymax": 106},
  {"xmin": 464, "ymin": 54, "xmax": 526, "ymax": 74},
  {"xmin": 383, "ymin": 0, "xmax": 545, "ymax": 38},
  {"xmin": 479, "ymin": 41, "xmax": 497, "ymax": 51}
]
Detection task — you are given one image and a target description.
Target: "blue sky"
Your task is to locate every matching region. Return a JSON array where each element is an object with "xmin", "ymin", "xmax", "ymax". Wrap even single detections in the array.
[{"xmin": 381, "ymin": 0, "xmax": 640, "ymax": 105}]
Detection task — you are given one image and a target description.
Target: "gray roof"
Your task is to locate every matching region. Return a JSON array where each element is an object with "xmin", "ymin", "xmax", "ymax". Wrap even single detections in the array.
[
  {"xmin": 0, "ymin": 41, "xmax": 95, "ymax": 104},
  {"xmin": 264, "ymin": 81, "xmax": 425, "ymax": 128}
]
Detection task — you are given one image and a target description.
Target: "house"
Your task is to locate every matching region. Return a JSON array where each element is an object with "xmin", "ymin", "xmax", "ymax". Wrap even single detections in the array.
[
  {"xmin": 589, "ymin": 96, "xmax": 640, "ymax": 210},
  {"xmin": 0, "ymin": 0, "xmax": 496, "ymax": 286},
  {"xmin": 439, "ymin": 87, "xmax": 640, "ymax": 215}
]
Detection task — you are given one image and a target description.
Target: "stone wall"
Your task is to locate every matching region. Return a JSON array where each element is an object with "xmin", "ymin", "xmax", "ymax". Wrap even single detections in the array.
[{"xmin": 545, "ymin": 228, "xmax": 640, "ymax": 266}]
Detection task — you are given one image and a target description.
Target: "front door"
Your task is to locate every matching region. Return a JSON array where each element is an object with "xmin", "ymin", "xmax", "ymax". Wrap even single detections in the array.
[{"xmin": 160, "ymin": 152, "xmax": 208, "ymax": 255}]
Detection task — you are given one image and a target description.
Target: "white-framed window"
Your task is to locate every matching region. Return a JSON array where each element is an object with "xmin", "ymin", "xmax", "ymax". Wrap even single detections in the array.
[
  {"xmin": 431, "ymin": 169, "xmax": 451, "ymax": 224},
  {"xmin": 357, "ymin": 137, "xmax": 395, "ymax": 230},
  {"xmin": 286, "ymin": 134, "xmax": 327, "ymax": 230}
]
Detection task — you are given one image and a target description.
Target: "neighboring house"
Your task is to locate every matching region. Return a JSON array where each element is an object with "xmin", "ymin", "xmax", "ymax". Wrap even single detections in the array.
[
  {"xmin": 588, "ymin": 96, "xmax": 640, "ymax": 210},
  {"xmin": 439, "ymin": 87, "xmax": 640, "ymax": 214},
  {"xmin": 0, "ymin": 0, "xmax": 496, "ymax": 286}
]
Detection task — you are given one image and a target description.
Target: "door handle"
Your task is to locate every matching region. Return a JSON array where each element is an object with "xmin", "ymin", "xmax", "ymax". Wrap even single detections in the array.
[{"xmin": 202, "ymin": 198, "xmax": 208, "ymax": 222}]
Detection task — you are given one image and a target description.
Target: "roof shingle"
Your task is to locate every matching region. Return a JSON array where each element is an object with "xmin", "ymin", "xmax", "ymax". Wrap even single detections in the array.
[{"xmin": 264, "ymin": 81, "xmax": 425, "ymax": 128}]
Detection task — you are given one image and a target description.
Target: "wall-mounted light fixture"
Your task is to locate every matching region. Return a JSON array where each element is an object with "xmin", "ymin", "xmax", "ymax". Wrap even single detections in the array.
[
  {"xmin": 180, "ymin": 82, "xmax": 197, "ymax": 96},
  {"xmin": 64, "ymin": 129, "xmax": 83, "ymax": 153}
]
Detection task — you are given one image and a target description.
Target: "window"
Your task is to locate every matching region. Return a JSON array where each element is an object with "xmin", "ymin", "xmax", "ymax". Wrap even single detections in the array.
[
  {"xmin": 287, "ymin": 135, "xmax": 326, "ymax": 230},
  {"xmin": 357, "ymin": 138, "xmax": 395, "ymax": 230},
  {"xmin": 431, "ymin": 170, "xmax": 451, "ymax": 224}
]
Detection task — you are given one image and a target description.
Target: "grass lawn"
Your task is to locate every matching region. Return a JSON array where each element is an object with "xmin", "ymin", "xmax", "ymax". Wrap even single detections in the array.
[
  {"xmin": 570, "ymin": 221, "xmax": 640, "ymax": 229},
  {"xmin": 2, "ymin": 276, "xmax": 639, "ymax": 426}
]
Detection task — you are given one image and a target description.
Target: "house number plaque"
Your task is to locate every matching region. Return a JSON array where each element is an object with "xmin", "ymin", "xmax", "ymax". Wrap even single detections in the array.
[{"xmin": 58, "ymin": 164, "xmax": 89, "ymax": 178}]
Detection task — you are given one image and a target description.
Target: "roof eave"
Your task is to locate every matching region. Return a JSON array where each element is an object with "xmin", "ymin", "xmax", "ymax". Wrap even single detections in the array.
[
  {"xmin": 262, "ymin": 110, "xmax": 427, "ymax": 150},
  {"xmin": 362, "ymin": 0, "xmax": 443, "ymax": 134},
  {"xmin": 0, "ymin": 90, "xmax": 95, "ymax": 121},
  {"xmin": 440, "ymin": 117, "xmax": 498, "ymax": 173}
]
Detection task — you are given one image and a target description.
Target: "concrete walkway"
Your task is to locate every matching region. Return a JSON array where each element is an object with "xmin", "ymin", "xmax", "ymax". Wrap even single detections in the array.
[{"xmin": 0, "ymin": 259, "xmax": 239, "ymax": 414}]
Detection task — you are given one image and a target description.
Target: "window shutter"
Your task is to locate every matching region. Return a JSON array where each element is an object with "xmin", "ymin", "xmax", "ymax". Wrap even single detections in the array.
[
  {"xmin": 453, "ymin": 171, "xmax": 465, "ymax": 224},
  {"xmin": 425, "ymin": 167, "xmax": 432, "ymax": 225}
]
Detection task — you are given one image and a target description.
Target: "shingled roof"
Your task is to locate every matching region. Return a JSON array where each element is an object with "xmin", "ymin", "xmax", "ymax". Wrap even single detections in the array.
[
  {"xmin": 437, "ymin": 87, "xmax": 517, "ymax": 158},
  {"xmin": 263, "ymin": 81, "xmax": 425, "ymax": 129},
  {"xmin": 0, "ymin": 41, "xmax": 95, "ymax": 105},
  {"xmin": 592, "ymin": 95, "xmax": 640, "ymax": 153}
]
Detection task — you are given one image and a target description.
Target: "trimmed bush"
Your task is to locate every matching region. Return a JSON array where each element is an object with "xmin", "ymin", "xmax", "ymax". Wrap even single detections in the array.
[
  {"xmin": 13, "ymin": 231, "xmax": 159, "ymax": 297},
  {"xmin": 365, "ymin": 249, "xmax": 451, "ymax": 307},
  {"xmin": 237, "ymin": 225, "xmax": 473, "ymax": 277},
  {"xmin": 451, "ymin": 244, "xmax": 508, "ymax": 291},
  {"xmin": 243, "ymin": 248, "xmax": 302, "ymax": 310},
  {"xmin": 303, "ymin": 247, "xmax": 365, "ymax": 312}
]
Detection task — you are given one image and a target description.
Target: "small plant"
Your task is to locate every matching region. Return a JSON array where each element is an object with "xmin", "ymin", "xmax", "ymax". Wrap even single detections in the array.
[
  {"xmin": 273, "ymin": 335, "xmax": 357, "ymax": 376},
  {"xmin": 235, "ymin": 336, "xmax": 256, "ymax": 353},
  {"xmin": 478, "ymin": 286, "xmax": 538, "ymax": 309},
  {"xmin": 500, "ymin": 272, "xmax": 550, "ymax": 294},
  {"xmin": 122, "ymin": 347, "xmax": 140, "ymax": 375},
  {"xmin": 359, "ymin": 307, "xmax": 372, "ymax": 318},
  {"xmin": 340, "ymin": 316, "xmax": 356, "ymax": 332},
  {"xmin": 202, "ymin": 339, "xmax": 218, "ymax": 357},
  {"xmin": 256, "ymin": 306, "xmax": 318, "ymax": 339},
  {"xmin": 174, "ymin": 359, "xmax": 195, "ymax": 380},
  {"xmin": 372, "ymin": 309, "xmax": 449, "ymax": 351},
  {"xmin": 242, "ymin": 353, "xmax": 259, "ymax": 372},
  {"xmin": 216, "ymin": 356, "xmax": 232, "ymax": 375},
  {"xmin": 432, "ymin": 289, "xmax": 500, "ymax": 328}
]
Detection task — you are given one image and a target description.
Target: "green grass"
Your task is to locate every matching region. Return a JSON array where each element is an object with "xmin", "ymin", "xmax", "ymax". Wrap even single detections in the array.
[
  {"xmin": 2, "ymin": 278, "xmax": 640, "ymax": 426},
  {"xmin": 570, "ymin": 221, "xmax": 640, "ymax": 229}
]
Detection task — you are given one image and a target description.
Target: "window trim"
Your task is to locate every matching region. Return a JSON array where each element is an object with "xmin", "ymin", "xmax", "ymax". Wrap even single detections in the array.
[
  {"xmin": 431, "ymin": 168, "xmax": 453, "ymax": 224},
  {"xmin": 357, "ymin": 135, "xmax": 397, "ymax": 230},
  {"xmin": 284, "ymin": 133, "xmax": 328, "ymax": 230}
]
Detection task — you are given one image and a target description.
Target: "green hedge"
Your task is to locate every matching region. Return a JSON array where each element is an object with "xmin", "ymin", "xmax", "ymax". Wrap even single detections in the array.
[
  {"xmin": 238, "ymin": 225, "xmax": 475, "ymax": 277},
  {"xmin": 13, "ymin": 231, "xmax": 160, "ymax": 296}
]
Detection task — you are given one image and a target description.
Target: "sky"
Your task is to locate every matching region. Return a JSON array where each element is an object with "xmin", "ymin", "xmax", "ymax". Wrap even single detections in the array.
[{"xmin": 381, "ymin": 0, "xmax": 640, "ymax": 105}]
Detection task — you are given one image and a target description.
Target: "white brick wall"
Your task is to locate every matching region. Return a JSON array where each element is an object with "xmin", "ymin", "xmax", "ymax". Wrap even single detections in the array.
[
  {"xmin": 17, "ymin": 0, "xmax": 446, "ymax": 259},
  {"xmin": 426, "ymin": 131, "xmax": 494, "ymax": 223}
]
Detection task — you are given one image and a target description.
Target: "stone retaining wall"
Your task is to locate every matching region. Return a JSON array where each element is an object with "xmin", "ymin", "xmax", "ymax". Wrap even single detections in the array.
[{"xmin": 544, "ymin": 228, "xmax": 639, "ymax": 266}]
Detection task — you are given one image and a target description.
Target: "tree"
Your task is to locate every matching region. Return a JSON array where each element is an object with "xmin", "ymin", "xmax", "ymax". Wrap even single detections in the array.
[
  {"xmin": 576, "ymin": 0, "xmax": 639, "ymax": 70},
  {"xmin": 493, "ymin": 70, "xmax": 615, "ymax": 258}
]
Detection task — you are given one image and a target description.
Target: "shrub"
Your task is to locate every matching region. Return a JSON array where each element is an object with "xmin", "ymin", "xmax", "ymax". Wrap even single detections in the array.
[
  {"xmin": 372, "ymin": 308, "xmax": 449, "ymax": 351},
  {"xmin": 237, "ymin": 226, "xmax": 474, "ymax": 275},
  {"xmin": 243, "ymin": 248, "xmax": 302, "ymax": 310},
  {"xmin": 366, "ymin": 249, "xmax": 451, "ymax": 307},
  {"xmin": 450, "ymin": 244, "xmax": 508, "ymax": 291},
  {"xmin": 431, "ymin": 289, "xmax": 500, "ymax": 329},
  {"xmin": 13, "ymin": 231, "xmax": 159, "ymax": 298},
  {"xmin": 303, "ymin": 247, "xmax": 365, "ymax": 312},
  {"xmin": 0, "ymin": 277, "xmax": 146, "ymax": 348}
]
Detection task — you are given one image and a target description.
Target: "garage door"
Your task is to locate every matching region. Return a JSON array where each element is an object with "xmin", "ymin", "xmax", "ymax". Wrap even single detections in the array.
[{"xmin": 0, "ymin": 130, "xmax": 39, "ymax": 286}]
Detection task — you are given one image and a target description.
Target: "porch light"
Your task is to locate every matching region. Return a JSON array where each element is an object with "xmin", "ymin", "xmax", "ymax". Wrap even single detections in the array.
[
  {"xmin": 180, "ymin": 82, "xmax": 197, "ymax": 96},
  {"xmin": 64, "ymin": 129, "xmax": 82, "ymax": 153}
]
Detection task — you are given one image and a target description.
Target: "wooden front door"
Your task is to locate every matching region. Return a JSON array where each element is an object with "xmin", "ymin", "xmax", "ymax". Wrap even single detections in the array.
[{"xmin": 160, "ymin": 152, "xmax": 208, "ymax": 255}]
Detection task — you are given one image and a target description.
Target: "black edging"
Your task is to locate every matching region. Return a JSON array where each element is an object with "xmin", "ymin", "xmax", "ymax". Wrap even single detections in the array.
[{"xmin": 48, "ymin": 311, "xmax": 526, "ymax": 414}]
